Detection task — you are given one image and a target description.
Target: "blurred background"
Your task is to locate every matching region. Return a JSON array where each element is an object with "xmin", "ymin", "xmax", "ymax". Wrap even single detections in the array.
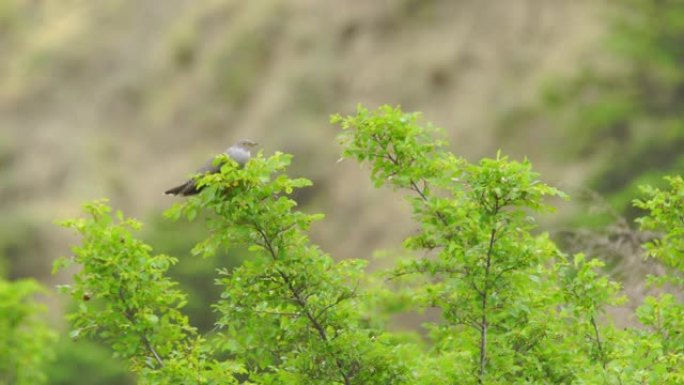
[{"xmin": 1, "ymin": 0, "xmax": 682, "ymax": 383}]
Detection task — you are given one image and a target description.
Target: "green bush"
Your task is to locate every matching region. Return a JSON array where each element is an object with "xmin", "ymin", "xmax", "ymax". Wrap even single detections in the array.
[
  {"xmin": 0, "ymin": 278, "xmax": 56, "ymax": 385},
  {"xmin": 50, "ymin": 105, "xmax": 684, "ymax": 384}
]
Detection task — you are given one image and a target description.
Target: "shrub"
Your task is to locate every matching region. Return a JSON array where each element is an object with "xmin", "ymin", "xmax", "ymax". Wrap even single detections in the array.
[{"xmin": 52, "ymin": 105, "xmax": 684, "ymax": 384}]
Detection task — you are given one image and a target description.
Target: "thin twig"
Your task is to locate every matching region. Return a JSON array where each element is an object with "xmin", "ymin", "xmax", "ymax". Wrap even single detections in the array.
[
  {"xmin": 478, "ymin": 198, "xmax": 500, "ymax": 384},
  {"xmin": 252, "ymin": 223, "xmax": 353, "ymax": 385},
  {"xmin": 117, "ymin": 287, "xmax": 164, "ymax": 368}
]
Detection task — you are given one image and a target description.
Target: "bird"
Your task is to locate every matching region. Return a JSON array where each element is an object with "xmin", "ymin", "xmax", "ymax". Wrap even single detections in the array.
[{"xmin": 164, "ymin": 139, "xmax": 258, "ymax": 196}]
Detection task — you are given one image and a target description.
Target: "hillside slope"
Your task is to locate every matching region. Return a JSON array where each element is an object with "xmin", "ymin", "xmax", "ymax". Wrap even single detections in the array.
[{"xmin": 0, "ymin": 0, "xmax": 602, "ymax": 279}]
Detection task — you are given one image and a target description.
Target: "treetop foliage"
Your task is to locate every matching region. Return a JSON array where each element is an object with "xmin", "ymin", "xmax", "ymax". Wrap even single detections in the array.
[{"xmin": 43, "ymin": 105, "xmax": 684, "ymax": 384}]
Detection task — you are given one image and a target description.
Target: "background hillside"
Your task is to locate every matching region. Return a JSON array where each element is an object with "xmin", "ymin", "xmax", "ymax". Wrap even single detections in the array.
[{"xmin": 1, "ymin": 0, "xmax": 601, "ymax": 278}]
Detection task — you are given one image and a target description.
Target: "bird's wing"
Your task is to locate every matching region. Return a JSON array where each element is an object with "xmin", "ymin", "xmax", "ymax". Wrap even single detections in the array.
[
  {"xmin": 165, "ymin": 147, "xmax": 248, "ymax": 196},
  {"xmin": 195, "ymin": 156, "xmax": 222, "ymax": 174}
]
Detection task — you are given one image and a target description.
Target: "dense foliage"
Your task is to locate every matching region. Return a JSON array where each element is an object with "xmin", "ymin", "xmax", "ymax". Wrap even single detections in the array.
[
  {"xmin": 0, "ymin": 278, "xmax": 55, "ymax": 385},
  {"xmin": 521, "ymin": 0, "xmax": 684, "ymax": 217},
  {"xmin": 43, "ymin": 106, "xmax": 684, "ymax": 384}
]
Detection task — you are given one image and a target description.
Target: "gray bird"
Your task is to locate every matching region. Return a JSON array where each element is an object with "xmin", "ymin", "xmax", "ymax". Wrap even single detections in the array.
[{"xmin": 164, "ymin": 139, "xmax": 258, "ymax": 196}]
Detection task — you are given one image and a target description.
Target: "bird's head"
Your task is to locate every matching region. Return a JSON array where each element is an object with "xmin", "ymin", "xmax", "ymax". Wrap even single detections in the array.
[{"xmin": 236, "ymin": 139, "xmax": 258, "ymax": 149}]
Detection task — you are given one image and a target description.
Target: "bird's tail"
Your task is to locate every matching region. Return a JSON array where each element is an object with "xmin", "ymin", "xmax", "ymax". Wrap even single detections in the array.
[{"xmin": 164, "ymin": 183, "xmax": 187, "ymax": 196}]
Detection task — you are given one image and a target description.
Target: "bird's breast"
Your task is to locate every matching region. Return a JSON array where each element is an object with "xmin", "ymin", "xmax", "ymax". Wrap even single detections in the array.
[{"xmin": 227, "ymin": 147, "xmax": 251, "ymax": 166}]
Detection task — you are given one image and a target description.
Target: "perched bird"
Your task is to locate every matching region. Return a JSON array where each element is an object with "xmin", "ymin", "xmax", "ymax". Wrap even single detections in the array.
[{"xmin": 164, "ymin": 139, "xmax": 258, "ymax": 196}]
